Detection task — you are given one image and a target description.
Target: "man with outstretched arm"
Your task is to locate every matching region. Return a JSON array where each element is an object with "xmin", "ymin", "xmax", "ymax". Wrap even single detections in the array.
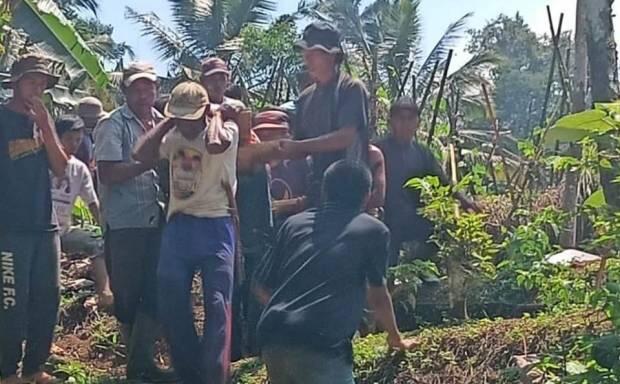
[
  {"xmin": 253, "ymin": 160, "xmax": 416, "ymax": 384},
  {"xmin": 280, "ymin": 23, "xmax": 370, "ymax": 207},
  {"xmin": 0, "ymin": 54, "xmax": 68, "ymax": 384},
  {"xmin": 133, "ymin": 81, "xmax": 238, "ymax": 384}
]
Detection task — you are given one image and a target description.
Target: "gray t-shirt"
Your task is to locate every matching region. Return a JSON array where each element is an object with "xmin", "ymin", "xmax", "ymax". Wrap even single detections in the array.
[
  {"xmin": 94, "ymin": 104, "xmax": 163, "ymax": 229},
  {"xmin": 294, "ymin": 73, "xmax": 370, "ymax": 205}
]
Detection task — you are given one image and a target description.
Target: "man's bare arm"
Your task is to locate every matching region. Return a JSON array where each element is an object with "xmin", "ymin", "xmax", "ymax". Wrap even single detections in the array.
[
  {"xmin": 30, "ymin": 100, "xmax": 68, "ymax": 177},
  {"xmin": 97, "ymin": 161, "xmax": 155, "ymax": 185},
  {"xmin": 282, "ymin": 126, "xmax": 357, "ymax": 158},
  {"xmin": 88, "ymin": 202, "xmax": 101, "ymax": 226},
  {"xmin": 238, "ymin": 141, "xmax": 284, "ymax": 173},
  {"xmin": 367, "ymin": 284, "xmax": 417, "ymax": 350},
  {"xmin": 133, "ymin": 118, "xmax": 175, "ymax": 164}
]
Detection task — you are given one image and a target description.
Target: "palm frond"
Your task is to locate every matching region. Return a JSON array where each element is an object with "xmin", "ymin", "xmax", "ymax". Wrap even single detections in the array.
[
  {"xmin": 416, "ymin": 12, "xmax": 472, "ymax": 94},
  {"xmin": 168, "ymin": 0, "xmax": 214, "ymax": 56},
  {"xmin": 319, "ymin": 0, "xmax": 371, "ymax": 56},
  {"xmin": 56, "ymin": 0, "xmax": 99, "ymax": 15},
  {"xmin": 125, "ymin": 6, "xmax": 190, "ymax": 62},
  {"xmin": 382, "ymin": 0, "xmax": 421, "ymax": 95},
  {"xmin": 448, "ymin": 51, "xmax": 501, "ymax": 89},
  {"xmin": 224, "ymin": 0, "xmax": 276, "ymax": 38}
]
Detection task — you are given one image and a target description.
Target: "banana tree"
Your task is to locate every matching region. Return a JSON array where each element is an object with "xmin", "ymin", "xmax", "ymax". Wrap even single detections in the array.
[{"xmin": 8, "ymin": 0, "xmax": 108, "ymax": 88}]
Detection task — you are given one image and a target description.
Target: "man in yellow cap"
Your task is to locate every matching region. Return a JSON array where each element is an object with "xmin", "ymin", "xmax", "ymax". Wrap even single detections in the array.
[{"xmin": 134, "ymin": 81, "xmax": 238, "ymax": 384}]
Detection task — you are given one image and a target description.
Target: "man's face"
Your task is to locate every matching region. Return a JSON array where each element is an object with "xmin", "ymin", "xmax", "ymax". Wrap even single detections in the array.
[
  {"xmin": 60, "ymin": 130, "xmax": 84, "ymax": 156},
  {"xmin": 390, "ymin": 109, "xmax": 419, "ymax": 141},
  {"xmin": 255, "ymin": 129, "xmax": 289, "ymax": 143},
  {"xmin": 80, "ymin": 116, "xmax": 100, "ymax": 132},
  {"xmin": 303, "ymin": 49, "xmax": 337, "ymax": 81},
  {"xmin": 201, "ymin": 73, "xmax": 229, "ymax": 102},
  {"xmin": 14, "ymin": 73, "xmax": 48, "ymax": 102},
  {"xmin": 124, "ymin": 78, "xmax": 157, "ymax": 111},
  {"xmin": 176, "ymin": 118, "xmax": 206, "ymax": 140}
]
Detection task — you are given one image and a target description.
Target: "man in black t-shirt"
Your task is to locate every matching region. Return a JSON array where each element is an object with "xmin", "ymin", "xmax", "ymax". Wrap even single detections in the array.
[
  {"xmin": 0, "ymin": 54, "xmax": 69, "ymax": 384},
  {"xmin": 377, "ymin": 97, "xmax": 478, "ymax": 266},
  {"xmin": 281, "ymin": 23, "xmax": 370, "ymax": 206},
  {"xmin": 254, "ymin": 161, "xmax": 414, "ymax": 384}
]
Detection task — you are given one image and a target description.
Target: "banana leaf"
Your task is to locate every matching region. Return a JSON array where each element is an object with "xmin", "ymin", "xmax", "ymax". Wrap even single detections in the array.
[
  {"xmin": 584, "ymin": 189, "xmax": 607, "ymax": 209},
  {"xmin": 544, "ymin": 109, "xmax": 616, "ymax": 146},
  {"xmin": 11, "ymin": 0, "xmax": 108, "ymax": 88}
]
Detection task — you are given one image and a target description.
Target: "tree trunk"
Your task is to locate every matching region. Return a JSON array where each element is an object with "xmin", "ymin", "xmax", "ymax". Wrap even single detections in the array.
[
  {"xmin": 584, "ymin": 0, "xmax": 619, "ymax": 103},
  {"xmin": 446, "ymin": 257, "xmax": 467, "ymax": 319},
  {"xmin": 585, "ymin": 0, "xmax": 620, "ymax": 209},
  {"xmin": 572, "ymin": 0, "xmax": 588, "ymax": 112},
  {"xmin": 560, "ymin": 0, "xmax": 589, "ymax": 249}
]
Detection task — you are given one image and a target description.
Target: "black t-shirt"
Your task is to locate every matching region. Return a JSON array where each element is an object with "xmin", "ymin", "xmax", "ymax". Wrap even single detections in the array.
[
  {"xmin": 377, "ymin": 136, "xmax": 449, "ymax": 241},
  {"xmin": 294, "ymin": 73, "xmax": 370, "ymax": 205},
  {"xmin": 0, "ymin": 106, "xmax": 56, "ymax": 232},
  {"xmin": 255, "ymin": 204, "xmax": 389, "ymax": 360}
]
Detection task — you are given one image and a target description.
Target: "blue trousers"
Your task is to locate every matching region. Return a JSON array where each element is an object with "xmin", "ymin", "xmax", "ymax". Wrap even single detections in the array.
[
  {"xmin": 262, "ymin": 344, "xmax": 355, "ymax": 384},
  {"xmin": 158, "ymin": 214, "xmax": 235, "ymax": 384}
]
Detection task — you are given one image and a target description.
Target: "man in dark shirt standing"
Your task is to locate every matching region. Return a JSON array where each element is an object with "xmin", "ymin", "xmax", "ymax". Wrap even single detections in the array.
[
  {"xmin": 282, "ymin": 23, "xmax": 370, "ymax": 206},
  {"xmin": 0, "ymin": 54, "xmax": 68, "ymax": 384},
  {"xmin": 254, "ymin": 161, "xmax": 414, "ymax": 384},
  {"xmin": 377, "ymin": 97, "xmax": 478, "ymax": 266}
]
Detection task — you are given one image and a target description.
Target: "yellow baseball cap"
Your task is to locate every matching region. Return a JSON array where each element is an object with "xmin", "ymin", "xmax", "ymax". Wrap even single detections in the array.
[{"xmin": 165, "ymin": 81, "xmax": 210, "ymax": 120}]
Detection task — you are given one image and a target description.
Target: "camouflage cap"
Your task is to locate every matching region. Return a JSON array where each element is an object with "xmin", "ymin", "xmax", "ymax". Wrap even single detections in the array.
[{"xmin": 2, "ymin": 54, "xmax": 60, "ymax": 89}]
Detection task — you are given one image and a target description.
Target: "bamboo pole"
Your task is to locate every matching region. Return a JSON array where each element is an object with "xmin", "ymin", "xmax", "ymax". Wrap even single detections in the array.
[
  {"xmin": 481, "ymin": 83, "xmax": 513, "ymax": 197},
  {"xmin": 449, "ymin": 142, "xmax": 460, "ymax": 219},
  {"xmin": 538, "ymin": 10, "xmax": 564, "ymax": 134},
  {"xmin": 398, "ymin": 59, "xmax": 415, "ymax": 97},
  {"xmin": 418, "ymin": 60, "xmax": 440, "ymax": 115},
  {"xmin": 427, "ymin": 50, "xmax": 453, "ymax": 146},
  {"xmin": 547, "ymin": 6, "xmax": 571, "ymax": 105}
]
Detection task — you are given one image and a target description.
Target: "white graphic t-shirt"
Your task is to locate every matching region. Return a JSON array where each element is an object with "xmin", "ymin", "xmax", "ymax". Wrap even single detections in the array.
[
  {"xmin": 160, "ymin": 120, "xmax": 239, "ymax": 219},
  {"xmin": 50, "ymin": 156, "xmax": 98, "ymax": 234}
]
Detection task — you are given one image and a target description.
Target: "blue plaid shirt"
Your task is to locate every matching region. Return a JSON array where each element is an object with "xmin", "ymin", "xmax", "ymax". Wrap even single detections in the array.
[{"xmin": 94, "ymin": 104, "xmax": 163, "ymax": 229}]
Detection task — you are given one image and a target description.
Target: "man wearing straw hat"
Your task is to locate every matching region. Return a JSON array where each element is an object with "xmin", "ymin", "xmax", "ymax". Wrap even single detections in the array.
[
  {"xmin": 133, "ymin": 81, "xmax": 238, "ymax": 384},
  {"xmin": 74, "ymin": 96, "xmax": 107, "ymax": 168},
  {"xmin": 0, "ymin": 53, "xmax": 68, "ymax": 384}
]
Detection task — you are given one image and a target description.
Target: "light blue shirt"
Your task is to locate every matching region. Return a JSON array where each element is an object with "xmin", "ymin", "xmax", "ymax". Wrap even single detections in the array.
[{"xmin": 94, "ymin": 104, "xmax": 163, "ymax": 229}]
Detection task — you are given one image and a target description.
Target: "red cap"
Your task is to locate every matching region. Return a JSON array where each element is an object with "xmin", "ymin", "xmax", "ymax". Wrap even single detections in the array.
[
  {"xmin": 201, "ymin": 57, "xmax": 230, "ymax": 78},
  {"xmin": 253, "ymin": 109, "xmax": 290, "ymax": 131}
]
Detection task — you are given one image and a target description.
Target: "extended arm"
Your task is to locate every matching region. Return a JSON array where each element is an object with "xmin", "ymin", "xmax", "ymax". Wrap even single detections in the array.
[
  {"xmin": 367, "ymin": 285, "xmax": 416, "ymax": 350},
  {"xmin": 133, "ymin": 117, "xmax": 175, "ymax": 164}
]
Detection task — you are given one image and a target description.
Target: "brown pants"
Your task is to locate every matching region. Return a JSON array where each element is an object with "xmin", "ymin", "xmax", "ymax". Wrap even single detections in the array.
[{"xmin": 104, "ymin": 227, "xmax": 161, "ymax": 325}]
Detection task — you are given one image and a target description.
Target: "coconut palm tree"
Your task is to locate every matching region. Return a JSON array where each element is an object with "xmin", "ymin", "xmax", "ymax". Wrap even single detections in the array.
[{"xmin": 125, "ymin": 0, "xmax": 277, "ymax": 73}]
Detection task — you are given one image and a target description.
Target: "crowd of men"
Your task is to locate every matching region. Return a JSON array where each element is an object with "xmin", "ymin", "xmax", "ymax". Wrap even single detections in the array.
[{"xmin": 0, "ymin": 22, "xmax": 477, "ymax": 384}]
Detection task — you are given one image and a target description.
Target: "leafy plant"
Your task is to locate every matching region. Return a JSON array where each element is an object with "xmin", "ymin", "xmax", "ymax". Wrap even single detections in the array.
[
  {"xmin": 406, "ymin": 175, "xmax": 499, "ymax": 318},
  {"xmin": 55, "ymin": 361, "xmax": 93, "ymax": 384}
]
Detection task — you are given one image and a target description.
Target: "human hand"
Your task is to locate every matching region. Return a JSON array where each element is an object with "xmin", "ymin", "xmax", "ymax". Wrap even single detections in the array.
[
  {"xmin": 220, "ymin": 103, "xmax": 241, "ymax": 122},
  {"xmin": 278, "ymin": 139, "xmax": 305, "ymax": 158},
  {"xmin": 387, "ymin": 333, "xmax": 418, "ymax": 351},
  {"xmin": 25, "ymin": 97, "xmax": 51, "ymax": 128},
  {"xmin": 461, "ymin": 199, "xmax": 482, "ymax": 213}
]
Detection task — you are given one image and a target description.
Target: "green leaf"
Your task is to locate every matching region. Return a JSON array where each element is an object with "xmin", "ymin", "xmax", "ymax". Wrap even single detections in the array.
[
  {"xmin": 12, "ymin": 0, "xmax": 109, "ymax": 88},
  {"xmin": 600, "ymin": 158, "xmax": 613, "ymax": 169},
  {"xmin": 565, "ymin": 361, "xmax": 588, "ymax": 375},
  {"xmin": 584, "ymin": 189, "xmax": 607, "ymax": 209},
  {"xmin": 544, "ymin": 109, "xmax": 616, "ymax": 145}
]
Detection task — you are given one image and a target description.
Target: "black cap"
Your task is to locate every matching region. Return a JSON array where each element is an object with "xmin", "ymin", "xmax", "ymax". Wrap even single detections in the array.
[{"xmin": 295, "ymin": 22, "xmax": 342, "ymax": 54}]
